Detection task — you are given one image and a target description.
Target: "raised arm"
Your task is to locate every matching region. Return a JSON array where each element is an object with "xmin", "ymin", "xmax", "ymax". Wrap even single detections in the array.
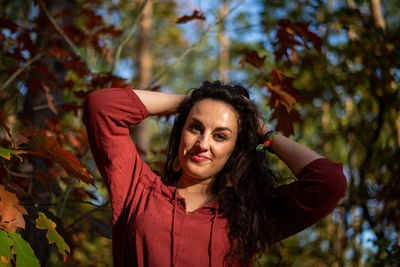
[
  {"xmin": 133, "ymin": 89, "xmax": 185, "ymax": 116},
  {"xmin": 257, "ymin": 121, "xmax": 347, "ymax": 240},
  {"xmin": 258, "ymin": 122, "xmax": 323, "ymax": 176}
]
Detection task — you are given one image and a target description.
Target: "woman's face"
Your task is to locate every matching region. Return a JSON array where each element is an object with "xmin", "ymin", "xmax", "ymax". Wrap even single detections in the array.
[{"xmin": 178, "ymin": 98, "xmax": 239, "ymax": 182}]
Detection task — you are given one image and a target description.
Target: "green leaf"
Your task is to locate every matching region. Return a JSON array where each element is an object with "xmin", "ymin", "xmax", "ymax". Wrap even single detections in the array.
[
  {"xmin": 7, "ymin": 231, "xmax": 40, "ymax": 267},
  {"xmin": 0, "ymin": 146, "xmax": 26, "ymax": 161},
  {"xmin": 0, "ymin": 229, "xmax": 13, "ymax": 267},
  {"xmin": 35, "ymin": 212, "xmax": 70, "ymax": 257}
]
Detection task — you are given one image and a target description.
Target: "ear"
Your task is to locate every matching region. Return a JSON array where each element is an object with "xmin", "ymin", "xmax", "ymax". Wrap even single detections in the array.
[{"xmin": 172, "ymin": 156, "xmax": 181, "ymax": 172}]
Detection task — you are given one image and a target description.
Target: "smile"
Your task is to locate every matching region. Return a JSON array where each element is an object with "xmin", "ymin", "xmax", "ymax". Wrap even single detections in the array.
[{"xmin": 189, "ymin": 153, "xmax": 210, "ymax": 162}]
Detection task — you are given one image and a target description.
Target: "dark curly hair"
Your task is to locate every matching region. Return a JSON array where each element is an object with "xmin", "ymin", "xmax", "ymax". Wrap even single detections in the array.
[{"xmin": 163, "ymin": 80, "xmax": 281, "ymax": 265}]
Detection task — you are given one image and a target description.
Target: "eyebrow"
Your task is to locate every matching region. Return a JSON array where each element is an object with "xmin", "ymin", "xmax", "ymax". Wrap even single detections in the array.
[{"xmin": 191, "ymin": 118, "xmax": 233, "ymax": 133}]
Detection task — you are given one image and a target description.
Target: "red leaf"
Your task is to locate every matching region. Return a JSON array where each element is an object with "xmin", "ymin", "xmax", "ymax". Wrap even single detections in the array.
[
  {"xmin": 27, "ymin": 133, "xmax": 93, "ymax": 185},
  {"xmin": 238, "ymin": 51, "xmax": 266, "ymax": 70},
  {"xmin": 16, "ymin": 133, "xmax": 28, "ymax": 145},
  {"xmin": 270, "ymin": 104, "xmax": 302, "ymax": 136},
  {"xmin": 273, "ymin": 19, "xmax": 322, "ymax": 62},
  {"xmin": 97, "ymin": 25, "xmax": 122, "ymax": 37},
  {"xmin": 46, "ymin": 46, "xmax": 71, "ymax": 59},
  {"xmin": 176, "ymin": 10, "xmax": 206, "ymax": 24},
  {"xmin": 42, "ymin": 83, "xmax": 58, "ymax": 114}
]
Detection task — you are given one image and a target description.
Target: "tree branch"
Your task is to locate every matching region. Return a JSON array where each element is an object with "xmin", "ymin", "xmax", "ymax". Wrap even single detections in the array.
[
  {"xmin": 37, "ymin": 0, "xmax": 80, "ymax": 56},
  {"xmin": 4, "ymin": 166, "xmax": 34, "ymax": 179},
  {"xmin": 111, "ymin": 0, "xmax": 150, "ymax": 73},
  {"xmin": 147, "ymin": 1, "xmax": 244, "ymax": 88},
  {"xmin": 0, "ymin": 52, "xmax": 44, "ymax": 91}
]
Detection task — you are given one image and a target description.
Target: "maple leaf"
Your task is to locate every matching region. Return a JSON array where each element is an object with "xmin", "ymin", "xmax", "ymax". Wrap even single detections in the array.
[
  {"xmin": 41, "ymin": 83, "xmax": 58, "ymax": 114},
  {"xmin": 270, "ymin": 104, "xmax": 302, "ymax": 136},
  {"xmin": 267, "ymin": 83, "xmax": 297, "ymax": 112},
  {"xmin": 36, "ymin": 212, "xmax": 70, "ymax": 257},
  {"xmin": 265, "ymin": 69, "xmax": 303, "ymax": 136},
  {"xmin": 274, "ymin": 19, "xmax": 322, "ymax": 63},
  {"xmin": 27, "ymin": 133, "xmax": 94, "ymax": 185},
  {"xmin": 0, "ymin": 185, "xmax": 28, "ymax": 232},
  {"xmin": 239, "ymin": 50, "xmax": 266, "ymax": 70},
  {"xmin": 176, "ymin": 10, "xmax": 205, "ymax": 24}
]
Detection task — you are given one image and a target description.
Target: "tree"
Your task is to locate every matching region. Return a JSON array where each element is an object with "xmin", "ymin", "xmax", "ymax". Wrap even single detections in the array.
[{"xmin": 1, "ymin": 0, "xmax": 398, "ymax": 265}]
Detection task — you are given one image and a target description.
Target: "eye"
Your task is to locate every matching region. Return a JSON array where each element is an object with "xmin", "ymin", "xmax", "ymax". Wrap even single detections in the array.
[
  {"xmin": 188, "ymin": 124, "xmax": 201, "ymax": 133},
  {"xmin": 214, "ymin": 133, "xmax": 227, "ymax": 142}
]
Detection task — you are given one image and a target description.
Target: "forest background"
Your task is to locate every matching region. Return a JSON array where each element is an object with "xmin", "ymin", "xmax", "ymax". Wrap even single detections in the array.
[{"xmin": 0, "ymin": 0, "xmax": 399, "ymax": 266}]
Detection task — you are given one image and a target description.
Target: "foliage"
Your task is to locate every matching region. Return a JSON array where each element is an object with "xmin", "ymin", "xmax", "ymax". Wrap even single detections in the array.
[{"xmin": 0, "ymin": 0, "xmax": 398, "ymax": 266}]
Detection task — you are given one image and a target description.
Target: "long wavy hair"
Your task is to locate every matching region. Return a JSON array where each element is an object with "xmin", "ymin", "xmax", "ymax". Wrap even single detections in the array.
[{"xmin": 163, "ymin": 80, "xmax": 281, "ymax": 265}]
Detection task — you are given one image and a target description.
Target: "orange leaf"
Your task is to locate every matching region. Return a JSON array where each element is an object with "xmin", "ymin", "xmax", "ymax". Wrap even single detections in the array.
[
  {"xmin": 176, "ymin": 10, "xmax": 206, "ymax": 24},
  {"xmin": 28, "ymin": 133, "xmax": 94, "ymax": 185},
  {"xmin": 267, "ymin": 83, "xmax": 297, "ymax": 112},
  {"xmin": 0, "ymin": 185, "xmax": 28, "ymax": 232},
  {"xmin": 41, "ymin": 83, "xmax": 58, "ymax": 114},
  {"xmin": 238, "ymin": 51, "xmax": 266, "ymax": 70}
]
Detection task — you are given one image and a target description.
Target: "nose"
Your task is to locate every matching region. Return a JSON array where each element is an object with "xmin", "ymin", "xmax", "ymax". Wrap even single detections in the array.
[{"xmin": 195, "ymin": 134, "xmax": 210, "ymax": 151}]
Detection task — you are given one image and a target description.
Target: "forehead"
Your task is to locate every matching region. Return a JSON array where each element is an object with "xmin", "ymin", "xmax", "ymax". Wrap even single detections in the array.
[{"xmin": 187, "ymin": 99, "xmax": 239, "ymax": 129}]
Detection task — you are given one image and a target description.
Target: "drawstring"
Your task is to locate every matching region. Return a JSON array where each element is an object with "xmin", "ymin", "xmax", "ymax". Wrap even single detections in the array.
[
  {"xmin": 208, "ymin": 208, "xmax": 218, "ymax": 267},
  {"xmin": 171, "ymin": 192, "xmax": 177, "ymax": 267}
]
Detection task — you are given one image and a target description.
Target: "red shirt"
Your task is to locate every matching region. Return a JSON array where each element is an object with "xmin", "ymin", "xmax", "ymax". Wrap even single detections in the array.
[{"xmin": 83, "ymin": 87, "xmax": 347, "ymax": 267}]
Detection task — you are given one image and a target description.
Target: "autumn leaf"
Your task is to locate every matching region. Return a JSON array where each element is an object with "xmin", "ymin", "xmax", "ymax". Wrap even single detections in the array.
[
  {"xmin": 176, "ymin": 10, "xmax": 205, "ymax": 24},
  {"xmin": 42, "ymin": 82, "xmax": 58, "ymax": 114},
  {"xmin": 267, "ymin": 83, "xmax": 297, "ymax": 112},
  {"xmin": 273, "ymin": 19, "xmax": 322, "ymax": 63},
  {"xmin": 28, "ymin": 133, "xmax": 94, "ymax": 185},
  {"xmin": 34, "ymin": 169, "xmax": 56, "ymax": 191},
  {"xmin": 270, "ymin": 104, "xmax": 302, "ymax": 136},
  {"xmin": 36, "ymin": 212, "xmax": 70, "ymax": 257},
  {"xmin": 7, "ymin": 231, "xmax": 40, "ymax": 267},
  {"xmin": 239, "ymin": 50, "xmax": 266, "ymax": 70},
  {"xmin": 0, "ymin": 185, "xmax": 28, "ymax": 232},
  {"xmin": 0, "ymin": 146, "xmax": 26, "ymax": 161}
]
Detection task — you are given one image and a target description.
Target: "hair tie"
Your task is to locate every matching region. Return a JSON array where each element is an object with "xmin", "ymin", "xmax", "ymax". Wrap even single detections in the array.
[{"xmin": 256, "ymin": 130, "xmax": 279, "ymax": 153}]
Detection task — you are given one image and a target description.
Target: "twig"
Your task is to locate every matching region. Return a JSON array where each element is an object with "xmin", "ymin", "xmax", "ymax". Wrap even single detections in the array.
[
  {"xmin": 111, "ymin": 0, "xmax": 150, "ymax": 73},
  {"xmin": 147, "ymin": 0, "xmax": 244, "ymax": 88},
  {"xmin": 0, "ymin": 52, "xmax": 44, "ymax": 91},
  {"xmin": 4, "ymin": 166, "xmax": 34, "ymax": 179},
  {"xmin": 57, "ymin": 179, "xmax": 77, "ymax": 217},
  {"xmin": 67, "ymin": 200, "xmax": 110, "ymax": 228},
  {"xmin": 37, "ymin": 0, "xmax": 80, "ymax": 56}
]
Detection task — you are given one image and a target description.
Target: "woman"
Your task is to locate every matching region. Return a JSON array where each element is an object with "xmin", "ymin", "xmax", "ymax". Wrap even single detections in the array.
[{"xmin": 83, "ymin": 81, "xmax": 347, "ymax": 266}]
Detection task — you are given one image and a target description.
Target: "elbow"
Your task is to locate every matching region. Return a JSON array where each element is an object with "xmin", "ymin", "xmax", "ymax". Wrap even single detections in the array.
[{"xmin": 82, "ymin": 90, "xmax": 106, "ymax": 125}]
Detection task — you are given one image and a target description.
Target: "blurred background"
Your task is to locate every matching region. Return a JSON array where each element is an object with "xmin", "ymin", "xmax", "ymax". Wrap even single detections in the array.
[{"xmin": 0, "ymin": 0, "xmax": 399, "ymax": 266}]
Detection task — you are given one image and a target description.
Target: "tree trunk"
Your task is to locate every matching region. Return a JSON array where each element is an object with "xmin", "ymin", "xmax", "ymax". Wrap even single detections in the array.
[
  {"xmin": 22, "ymin": 0, "xmax": 75, "ymax": 265},
  {"xmin": 133, "ymin": 0, "xmax": 152, "ymax": 157},
  {"xmin": 218, "ymin": 1, "xmax": 229, "ymax": 83},
  {"xmin": 369, "ymin": 0, "xmax": 386, "ymax": 29}
]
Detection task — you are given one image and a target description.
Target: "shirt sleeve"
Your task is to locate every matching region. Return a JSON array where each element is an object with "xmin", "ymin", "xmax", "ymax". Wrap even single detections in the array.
[
  {"xmin": 274, "ymin": 158, "xmax": 347, "ymax": 240},
  {"xmin": 83, "ymin": 86, "xmax": 153, "ymax": 224}
]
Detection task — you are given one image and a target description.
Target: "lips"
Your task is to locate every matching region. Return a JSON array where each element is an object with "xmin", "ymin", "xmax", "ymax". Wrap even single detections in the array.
[{"xmin": 189, "ymin": 153, "xmax": 210, "ymax": 162}]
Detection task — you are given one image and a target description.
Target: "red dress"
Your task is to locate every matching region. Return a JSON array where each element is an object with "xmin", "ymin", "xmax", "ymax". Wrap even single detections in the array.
[{"xmin": 83, "ymin": 86, "xmax": 347, "ymax": 267}]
